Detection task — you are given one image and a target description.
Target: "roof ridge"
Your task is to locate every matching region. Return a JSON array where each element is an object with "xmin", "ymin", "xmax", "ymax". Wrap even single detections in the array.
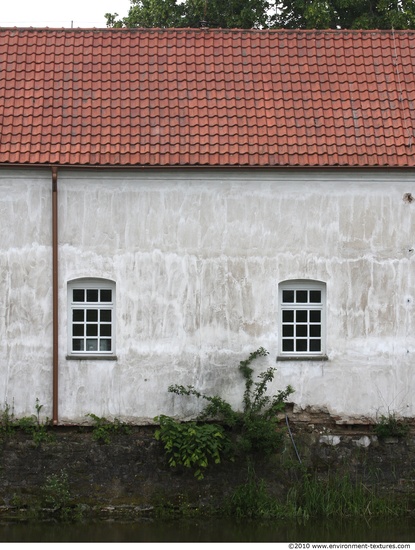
[{"xmin": 1, "ymin": 27, "xmax": 415, "ymax": 34}]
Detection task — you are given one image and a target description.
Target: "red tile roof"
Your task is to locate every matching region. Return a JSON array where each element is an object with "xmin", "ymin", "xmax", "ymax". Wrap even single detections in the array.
[{"xmin": 1, "ymin": 28, "xmax": 415, "ymax": 167}]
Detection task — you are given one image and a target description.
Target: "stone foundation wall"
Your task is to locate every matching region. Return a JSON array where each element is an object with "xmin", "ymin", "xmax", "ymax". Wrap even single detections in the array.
[{"xmin": 0, "ymin": 423, "xmax": 414, "ymax": 514}]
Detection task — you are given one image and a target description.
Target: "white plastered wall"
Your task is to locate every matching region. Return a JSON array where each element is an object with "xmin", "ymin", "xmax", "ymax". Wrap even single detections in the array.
[{"xmin": 1, "ymin": 168, "xmax": 414, "ymax": 424}]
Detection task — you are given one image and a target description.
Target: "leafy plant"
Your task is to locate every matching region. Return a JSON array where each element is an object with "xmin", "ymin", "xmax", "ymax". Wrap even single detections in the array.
[
  {"xmin": 0, "ymin": 402, "xmax": 15, "ymax": 438},
  {"xmin": 17, "ymin": 419, "xmax": 53, "ymax": 446},
  {"xmin": 87, "ymin": 413, "xmax": 131, "ymax": 444},
  {"xmin": 154, "ymin": 415, "xmax": 228, "ymax": 479},
  {"xmin": 17, "ymin": 399, "xmax": 53, "ymax": 446},
  {"xmin": 39, "ymin": 470, "xmax": 85, "ymax": 520},
  {"xmin": 373, "ymin": 413, "xmax": 410, "ymax": 439},
  {"xmin": 0, "ymin": 399, "xmax": 53, "ymax": 446},
  {"xmin": 41, "ymin": 470, "xmax": 71, "ymax": 511},
  {"xmin": 169, "ymin": 347, "xmax": 294, "ymax": 456}
]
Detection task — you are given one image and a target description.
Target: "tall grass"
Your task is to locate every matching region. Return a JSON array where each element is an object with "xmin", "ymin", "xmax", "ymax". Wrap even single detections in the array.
[
  {"xmin": 226, "ymin": 471, "xmax": 408, "ymax": 520},
  {"xmin": 227, "ymin": 475, "xmax": 283, "ymax": 519},
  {"xmin": 288, "ymin": 473, "xmax": 406, "ymax": 520}
]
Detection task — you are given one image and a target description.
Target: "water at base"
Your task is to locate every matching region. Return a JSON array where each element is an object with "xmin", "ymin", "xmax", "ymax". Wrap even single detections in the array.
[{"xmin": 0, "ymin": 517, "xmax": 414, "ymax": 543}]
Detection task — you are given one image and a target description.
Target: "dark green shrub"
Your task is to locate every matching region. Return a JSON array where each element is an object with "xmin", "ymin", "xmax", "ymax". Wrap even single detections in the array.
[
  {"xmin": 168, "ymin": 347, "xmax": 294, "ymax": 456},
  {"xmin": 154, "ymin": 415, "xmax": 228, "ymax": 479}
]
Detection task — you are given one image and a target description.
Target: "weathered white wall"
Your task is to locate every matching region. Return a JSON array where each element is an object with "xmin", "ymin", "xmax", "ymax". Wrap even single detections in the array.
[
  {"xmin": 1, "ymin": 168, "xmax": 415, "ymax": 424},
  {"xmin": 0, "ymin": 170, "xmax": 53, "ymax": 416}
]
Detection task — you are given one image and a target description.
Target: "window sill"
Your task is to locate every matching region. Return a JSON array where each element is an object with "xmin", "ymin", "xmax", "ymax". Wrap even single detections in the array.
[
  {"xmin": 276, "ymin": 355, "xmax": 328, "ymax": 362},
  {"xmin": 66, "ymin": 355, "xmax": 118, "ymax": 361}
]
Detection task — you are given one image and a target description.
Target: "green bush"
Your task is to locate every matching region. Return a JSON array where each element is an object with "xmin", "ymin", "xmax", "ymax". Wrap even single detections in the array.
[
  {"xmin": 168, "ymin": 347, "xmax": 294, "ymax": 456},
  {"xmin": 154, "ymin": 415, "xmax": 228, "ymax": 479}
]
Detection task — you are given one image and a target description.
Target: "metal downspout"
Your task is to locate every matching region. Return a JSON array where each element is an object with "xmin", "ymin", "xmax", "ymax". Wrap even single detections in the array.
[{"xmin": 52, "ymin": 167, "xmax": 59, "ymax": 425}]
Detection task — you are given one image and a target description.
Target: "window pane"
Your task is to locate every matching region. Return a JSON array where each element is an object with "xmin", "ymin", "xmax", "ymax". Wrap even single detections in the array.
[
  {"xmin": 73, "ymin": 289, "xmax": 84, "ymax": 302},
  {"xmin": 310, "ymin": 325, "xmax": 321, "ymax": 337},
  {"xmin": 310, "ymin": 339, "xmax": 321, "ymax": 352},
  {"xmin": 296, "ymin": 325, "xmax": 308, "ymax": 337},
  {"xmin": 296, "ymin": 290, "xmax": 307, "ymax": 303},
  {"xmin": 280, "ymin": 282, "xmax": 324, "ymax": 356},
  {"xmin": 310, "ymin": 290, "xmax": 321, "ymax": 303},
  {"xmin": 100, "ymin": 310, "xmax": 112, "ymax": 322},
  {"xmin": 73, "ymin": 309, "xmax": 84, "ymax": 322},
  {"xmin": 86, "ymin": 289, "xmax": 98, "ymax": 302},
  {"xmin": 100, "ymin": 339, "xmax": 112, "ymax": 351},
  {"xmin": 72, "ymin": 339, "xmax": 84, "ymax": 351},
  {"xmin": 69, "ymin": 281, "xmax": 115, "ymax": 356},
  {"xmin": 282, "ymin": 339, "xmax": 294, "ymax": 352},
  {"xmin": 101, "ymin": 289, "xmax": 112, "ymax": 302},
  {"xmin": 73, "ymin": 324, "xmax": 84, "ymax": 337},
  {"xmin": 282, "ymin": 310, "xmax": 294, "ymax": 322},
  {"xmin": 86, "ymin": 339, "xmax": 98, "ymax": 351},
  {"xmin": 296, "ymin": 339, "xmax": 307, "ymax": 352},
  {"xmin": 86, "ymin": 309, "xmax": 98, "ymax": 322},
  {"xmin": 100, "ymin": 325, "xmax": 112, "ymax": 337},
  {"xmin": 86, "ymin": 324, "xmax": 98, "ymax": 336},
  {"xmin": 296, "ymin": 310, "xmax": 307, "ymax": 322},
  {"xmin": 282, "ymin": 290, "xmax": 294, "ymax": 303},
  {"xmin": 282, "ymin": 325, "xmax": 293, "ymax": 337},
  {"xmin": 310, "ymin": 310, "xmax": 321, "ymax": 322}
]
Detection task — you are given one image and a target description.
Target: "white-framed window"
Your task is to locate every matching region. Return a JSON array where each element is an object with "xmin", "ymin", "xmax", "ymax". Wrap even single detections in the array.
[
  {"xmin": 278, "ymin": 280, "xmax": 327, "ymax": 359},
  {"xmin": 67, "ymin": 278, "xmax": 116, "ymax": 357}
]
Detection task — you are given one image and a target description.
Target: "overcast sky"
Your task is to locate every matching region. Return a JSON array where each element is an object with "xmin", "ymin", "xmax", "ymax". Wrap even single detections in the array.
[{"xmin": 1, "ymin": 0, "xmax": 131, "ymax": 28}]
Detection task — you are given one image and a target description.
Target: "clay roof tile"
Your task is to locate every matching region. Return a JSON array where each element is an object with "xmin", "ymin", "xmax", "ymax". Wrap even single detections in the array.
[{"xmin": 1, "ymin": 28, "xmax": 415, "ymax": 167}]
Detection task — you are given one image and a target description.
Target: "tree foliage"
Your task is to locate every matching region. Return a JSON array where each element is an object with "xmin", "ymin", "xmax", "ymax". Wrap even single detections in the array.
[
  {"xmin": 277, "ymin": 0, "xmax": 415, "ymax": 30},
  {"xmin": 106, "ymin": 0, "xmax": 275, "ymax": 29},
  {"xmin": 106, "ymin": 0, "xmax": 415, "ymax": 29}
]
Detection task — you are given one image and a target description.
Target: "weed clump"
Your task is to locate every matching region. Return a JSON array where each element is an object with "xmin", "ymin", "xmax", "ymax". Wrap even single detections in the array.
[
  {"xmin": 86, "ymin": 413, "xmax": 131, "ymax": 444},
  {"xmin": 41, "ymin": 470, "xmax": 71, "ymax": 511},
  {"xmin": 373, "ymin": 413, "xmax": 410, "ymax": 440},
  {"xmin": 0, "ymin": 399, "xmax": 53, "ymax": 446}
]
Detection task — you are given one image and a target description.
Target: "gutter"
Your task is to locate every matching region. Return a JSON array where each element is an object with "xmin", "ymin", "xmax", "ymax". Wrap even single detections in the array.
[
  {"xmin": 52, "ymin": 167, "xmax": 59, "ymax": 425},
  {"xmin": 2, "ymin": 163, "xmax": 415, "ymax": 171}
]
